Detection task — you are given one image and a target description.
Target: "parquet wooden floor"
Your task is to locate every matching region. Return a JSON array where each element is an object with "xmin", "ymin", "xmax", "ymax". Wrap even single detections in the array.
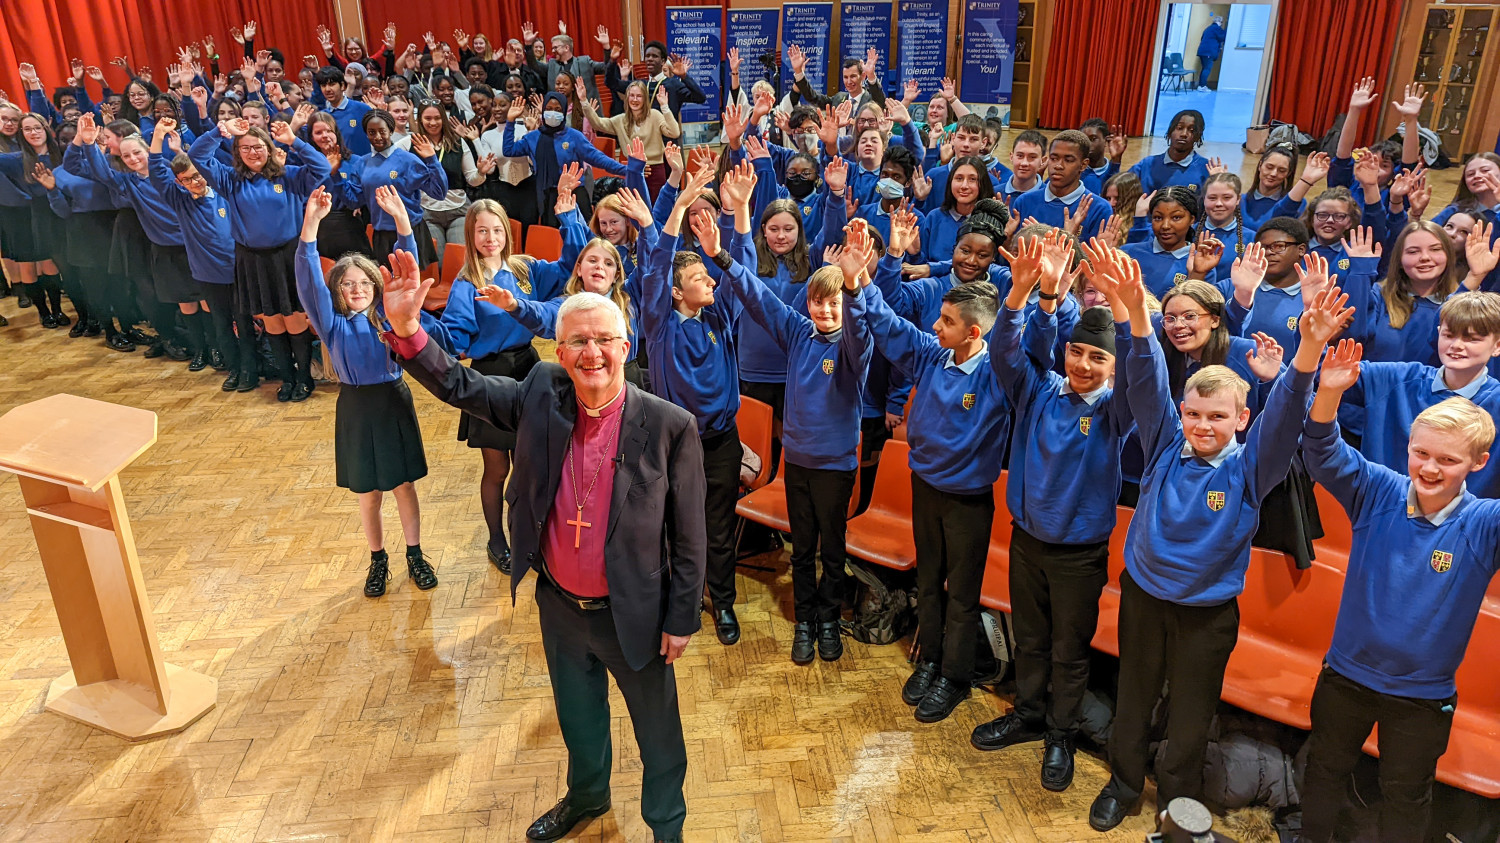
[{"xmin": 0, "ymin": 139, "xmax": 1464, "ymax": 843}]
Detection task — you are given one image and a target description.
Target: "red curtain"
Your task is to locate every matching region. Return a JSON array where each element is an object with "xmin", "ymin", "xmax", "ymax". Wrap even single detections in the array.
[
  {"xmin": 360, "ymin": 0, "xmax": 623, "ymax": 64},
  {"xmin": 1267, "ymin": 0, "xmax": 1403, "ymax": 139},
  {"xmin": 1037, "ymin": 0, "xmax": 1158, "ymax": 132},
  {"xmin": 0, "ymin": 2, "xmax": 333, "ymax": 112}
]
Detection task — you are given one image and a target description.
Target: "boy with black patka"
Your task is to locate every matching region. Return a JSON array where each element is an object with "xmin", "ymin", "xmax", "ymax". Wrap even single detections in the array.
[
  {"xmin": 972, "ymin": 237, "xmax": 1136, "ymax": 791},
  {"xmin": 1087, "ymin": 266, "xmax": 1352, "ymax": 831},
  {"xmin": 1299, "ymin": 351, "xmax": 1500, "ymax": 843}
]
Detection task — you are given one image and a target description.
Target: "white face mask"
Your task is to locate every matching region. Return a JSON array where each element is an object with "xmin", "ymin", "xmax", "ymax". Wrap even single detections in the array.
[{"xmin": 542, "ymin": 110, "xmax": 565, "ymax": 128}]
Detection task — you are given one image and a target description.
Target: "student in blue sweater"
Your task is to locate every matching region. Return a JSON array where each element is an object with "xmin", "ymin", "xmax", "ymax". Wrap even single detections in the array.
[
  {"xmin": 716, "ymin": 204, "xmax": 873, "ymax": 666},
  {"xmin": 297, "ymin": 186, "xmax": 438, "ymax": 599},
  {"xmin": 1200, "ymin": 173, "xmax": 1257, "ymax": 276},
  {"xmin": 917, "ymin": 115, "xmax": 1003, "ymax": 213},
  {"xmin": 345, "ymin": 110, "xmax": 447, "ymax": 267},
  {"xmin": 1240, "ymin": 144, "xmax": 1298, "ymax": 229},
  {"xmin": 996, "ymin": 129, "xmax": 1046, "ymax": 204},
  {"xmin": 1299, "ymin": 350, "xmax": 1500, "ymax": 843},
  {"xmin": 852, "ymin": 144, "xmax": 923, "ymax": 246},
  {"xmin": 1127, "ymin": 109, "xmax": 1211, "ymax": 192},
  {"xmin": 1078, "ymin": 118, "xmax": 1124, "ymax": 195},
  {"xmin": 1088, "ymin": 268, "xmax": 1350, "ymax": 832},
  {"xmin": 970, "ymin": 237, "xmax": 1136, "ymax": 789},
  {"xmin": 312, "ymin": 66, "xmax": 374, "ymax": 155},
  {"xmin": 1009, "ymin": 130, "xmax": 1113, "ymax": 244},
  {"xmin": 1339, "ymin": 291, "xmax": 1500, "ymax": 499},
  {"xmin": 500, "ymin": 93, "xmax": 626, "ymax": 226},
  {"xmin": 1346, "ymin": 221, "xmax": 1465, "ymax": 366},
  {"xmin": 1121, "ymin": 186, "xmax": 1223, "ymax": 295},
  {"xmin": 919, "ymin": 156, "xmax": 994, "ymax": 264}
]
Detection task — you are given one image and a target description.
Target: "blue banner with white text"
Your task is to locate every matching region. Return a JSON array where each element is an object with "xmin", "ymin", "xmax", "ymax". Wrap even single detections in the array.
[
  {"xmin": 781, "ymin": 2, "xmax": 835, "ymax": 96},
  {"xmin": 840, "ymin": 1, "xmax": 894, "ymax": 70},
  {"xmin": 897, "ymin": 0, "xmax": 950, "ymax": 99},
  {"xmin": 959, "ymin": 0, "xmax": 1018, "ymax": 118},
  {"xmin": 666, "ymin": 5, "xmax": 723, "ymax": 125},
  {"xmin": 727, "ymin": 8, "xmax": 781, "ymax": 97}
]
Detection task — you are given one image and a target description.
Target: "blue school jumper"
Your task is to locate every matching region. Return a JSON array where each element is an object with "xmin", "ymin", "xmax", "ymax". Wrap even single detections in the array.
[
  {"xmin": 1128, "ymin": 151, "xmax": 1212, "ymax": 193},
  {"xmin": 1082, "ymin": 160, "xmax": 1119, "ymax": 195},
  {"xmin": 315, "ymin": 93, "xmax": 374, "ymax": 155},
  {"xmin": 1010, "ymin": 181, "xmax": 1112, "ymax": 243},
  {"xmin": 345, "ymin": 146, "xmax": 448, "ymax": 233},
  {"xmin": 1240, "ymin": 189, "xmax": 1289, "ymax": 229},
  {"xmin": 1203, "ymin": 218, "xmax": 1257, "ymax": 276},
  {"xmin": 63, "ymin": 144, "xmax": 184, "ymax": 246},
  {"xmin": 147, "ymin": 153, "xmax": 235, "ymax": 285},
  {"xmin": 1118, "ymin": 237, "xmax": 1216, "ymax": 297},
  {"xmin": 1303, "ymin": 419, "xmax": 1500, "ymax": 699},
  {"xmin": 186, "ymin": 134, "xmax": 331, "ymax": 247},
  {"xmin": 996, "ymin": 175, "xmax": 1041, "ymax": 206},
  {"xmin": 440, "ymin": 261, "xmax": 568, "ymax": 358},
  {"xmin": 500, "ymin": 122, "xmax": 626, "ymax": 178},
  {"xmin": 855, "ymin": 199, "xmax": 926, "ymax": 247}
]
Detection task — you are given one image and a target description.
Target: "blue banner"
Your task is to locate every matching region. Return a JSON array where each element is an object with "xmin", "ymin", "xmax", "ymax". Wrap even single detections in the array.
[
  {"xmin": 666, "ymin": 6, "xmax": 723, "ymax": 124},
  {"xmin": 840, "ymin": 1, "xmax": 893, "ymax": 69},
  {"xmin": 897, "ymin": 0, "xmax": 950, "ymax": 99},
  {"xmin": 727, "ymin": 8, "xmax": 781, "ymax": 97},
  {"xmin": 959, "ymin": 0, "xmax": 1018, "ymax": 111},
  {"xmin": 781, "ymin": 2, "xmax": 835, "ymax": 96}
]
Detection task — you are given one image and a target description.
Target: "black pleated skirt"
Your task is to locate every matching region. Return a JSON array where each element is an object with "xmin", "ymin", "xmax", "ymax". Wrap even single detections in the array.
[
  {"xmin": 149, "ymin": 243, "xmax": 205, "ymax": 304},
  {"xmin": 335, "ymin": 379, "xmax": 428, "ymax": 493},
  {"xmin": 109, "ymin": 207, "xmax": 153, "ymax": 280},
  {"xmin": 457, "ymin": 344, "xmax": 539, "ymax": 451},
  {"xmin": 315, "ymin": 207, "xmax": 374, "ymax": 262},
  {"xmin": 0, "ymin": 203, "xmax": 41, "ymax": 261},
  {"xmin": 371, "ymin": 223, "xmax": 438, "ymax": 267},
  {"xmin": 234, "ymin": 239, "xmax": 302, "ymax": 316},
  {"xmin": 66, "ymin": 209, "xmax": 116, "ymax": 269},
  {"xmin": 29, "ymin": 197, "xmax": 67, "ymax": 260}
]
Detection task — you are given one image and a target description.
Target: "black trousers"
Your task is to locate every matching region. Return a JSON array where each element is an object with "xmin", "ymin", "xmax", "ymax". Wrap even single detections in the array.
[
  {"xmin": 911, "ymin": 475, "xmax": 993, "ymax": 682},
  {"xmin": 783, "ymin": 463, "xmax": 856, "ymax": 624},
  {"xmin": 1008, "ymin": 526, "xmax": 1108, "ymax": 738},
  {"xmin": 535, "ymin": 579, "xmax": 688, "ymax": 838},
  {"xmin": 702, "ymin": 425, "xmax": 742, "ymax": 612},
  {"xmin": 1106, "ymin": 569, "xmax": 1239, "ymax": 805},
  {"xmin": 1301, "ymin": 667, "xmax": 1455, "ymax": 843},
  {"xmin": 202, "ymin": 282, "xmax": 256, "ymax": 373}
]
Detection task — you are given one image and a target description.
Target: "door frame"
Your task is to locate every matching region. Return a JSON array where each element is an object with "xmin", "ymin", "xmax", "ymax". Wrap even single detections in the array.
[{"xmin": 1142, "ymin": 0, "xmax": 1281, "ymax": 137}]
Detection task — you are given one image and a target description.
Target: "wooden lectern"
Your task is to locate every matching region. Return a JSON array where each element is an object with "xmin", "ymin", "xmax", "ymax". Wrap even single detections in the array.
[{"xmin": 0, "ymin": 394, "xmax": 216, "ymax": 740}]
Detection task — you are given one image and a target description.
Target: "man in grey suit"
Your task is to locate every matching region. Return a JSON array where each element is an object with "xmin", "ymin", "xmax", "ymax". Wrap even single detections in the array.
[{"xmin": 382, "ymin": 252, "xmax": 707, "ymax": 843}]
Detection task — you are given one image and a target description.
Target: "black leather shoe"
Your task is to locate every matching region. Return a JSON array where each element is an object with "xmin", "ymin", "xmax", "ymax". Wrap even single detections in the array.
[
  {"xmin": 970, "ymin": 711, "xmax": 1045, "ymax": 751},
  {"xmin": 53, "ymin": 312, "xmax": 70, "ymax": 328},
  {"xmin": 290, "ymin": 381, "xmax": 314, "ymax": 402},
  {"xmin": 68, "ymin": 318, "xmax": 86, "ymax": 338},
  {"xmin": 40, "ymin": 313, "xmax": 58, "ymax": 329},
  {"xmin": 126, "ymin": 328, "xmax": 154, "ymax": 345},
  {"xmin": 487, "ymin": 544, "xmax": 512, "ymax": 574},
  {"xmin": 276, "ymin": 380, "xmax": 296, "ymax": 402},
  {"xmin": 817, "ymin": 621, "xmax": 842, "ymax": 661},
  {"xmin": 714, "ymin": 607, "xmax": 740, "ymax": 645},
  {"xmin": 914, "ymin": 676, "xmax": 970, "ymax": 723},
  {"xmin": 221, "ymin": 371, "xmax": 241, "ymax": 392},
  {"xmin": 790, "ymin": 622, "xmax": 815, "ymax": 664},
  {"xmin": 1088, "ymin": 787, "xmax": 1131, "ymax": 832},
  {"xmin": 902, "ymin": 661, "xmax": 939, "ymax": 706},
  {"xmin": 105, "ymin": 334, "xmax": 136, "ymax": 353},
  {"xmin": 83, "ymin": 321, "xmax": 102, "ymax": 337},
  {"xmin": 16, "ymin": 290, "xmax": 30, "ymax": 308},
  {"xmin": 406, "ymin": 551, "xmax": 438, "ymax": 590},
  {"xmin": 236, "ymin": 369, "xmax": 259, "ymax": 392},
  {"xmin": 209, "ymin": 348, "xmax": 226, "ymax": 371},
  {"xmin": 365, "ymin": 556, "xmax": 390, "ymax": 598},
  {"xmin": 1041, "ymin": 733, "xmax": 1075, "ymax": 792},
  {"xmin": 142, "ymin": 341, "xmax": 166, "ymax": 359},
  {"xmin": 525, "ymin": 797, "xmax": 610, "ymax": 841},
  {"xmin": 188, "ymin": 351, "xmax": 207, "ymax": 372},
  {"xmin": 163, "ymin": 341, "xmax": 191, "ymax": 361}
]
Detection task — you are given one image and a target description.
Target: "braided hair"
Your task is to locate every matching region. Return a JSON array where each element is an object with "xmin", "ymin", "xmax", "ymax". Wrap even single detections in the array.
[
  {"xmin": 957, "ymin": 198, "xmax": 1011, "ymax": 252},
  {"xmin": 1202, "ymin": 172, "xmax": 1244, "ymax": 258}
]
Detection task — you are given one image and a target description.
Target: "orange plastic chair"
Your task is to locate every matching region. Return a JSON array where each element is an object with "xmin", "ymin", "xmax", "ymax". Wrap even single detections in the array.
[
  {"xmin": 1420, "ymin": 606, "xmax": 1500, "ymax": 796},
  {"xmin": 736, "ymin": 452, "xmax": 790, "ymax": 533},
  {"xmin": 890, "ymin": 388, "xmax": 917, "ymax": 442},
  {"xmin": 736, "ymin": 397, "xmax": 774, "ymax": 492},
  {"xmin": 594, "ymin": 135, "xmax": 615, "ymax": 160},
  {"xmin": 510, "ymin": 218, "xmax": 523, "ymax": 252},
  {"xmin": 1310, "ymin": 482, "xmax": 1352, "ymax": 572},
  {"xmin": 845, "ymin": 440, "xmax": 917, "ymax": 571},
  {"xmin": 319, "ymin": 256, "xmax": 335, "ymax": 276},
  {"xmin": 526, "ymin": 224, "xmax": 563, "ymax": 261},
  {"xmin": 440, "ymin": 243, "xmax": 466, "ymax": 286},
  {"xmin": 979, "ymin": 473, "xmax": 1014, "ymax": 612}
]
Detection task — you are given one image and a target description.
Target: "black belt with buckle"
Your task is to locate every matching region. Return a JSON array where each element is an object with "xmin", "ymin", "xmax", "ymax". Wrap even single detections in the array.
[{"xmin": 539, "ymin": 561, "xmax": 611, "ymax": 610}]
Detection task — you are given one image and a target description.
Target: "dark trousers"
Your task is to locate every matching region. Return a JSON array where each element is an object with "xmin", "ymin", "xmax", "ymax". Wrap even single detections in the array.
[
  {"xmin": 535, "ymin": 580, "xmax": 688, "ymax": 838},
  {"xmin": 783, "ymin": 462, "xmax": 856, "ymax": 623},
  {"xmin": 911, "ymin": 475, "xmax": 993, "ymax": 682},
  {"xmin": 1106, "ymin": 569, "xmax": 1239, "ymax": 805},
  {"xmin": 1197, "ymin": 54, "xmax": 1216, "ymax": 87},
  {"xmin": 1301, "ymin": 667, "xmax": 1455, "ymax": 843},
  {"xmin": 202, "ymin": 282, "xmax": 255, "ymax": 373},
  {"xmin": 702, "ymin": 425, "xmax": 742, "ymax": 612},
  {"xmin": 1008, "ymin": 526, "xmax": 1108, "ymax": 737}
]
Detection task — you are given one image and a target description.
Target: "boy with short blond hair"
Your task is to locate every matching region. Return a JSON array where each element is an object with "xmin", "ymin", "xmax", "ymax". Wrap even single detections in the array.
[{"xmin": 1300, "ymin": 347, "xmax": 1500, "ymax": 842}]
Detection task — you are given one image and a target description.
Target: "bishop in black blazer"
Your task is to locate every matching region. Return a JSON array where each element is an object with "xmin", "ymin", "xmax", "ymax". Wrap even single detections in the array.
[{"xmin": 381, "ymin": 253, "xmax": 705, "ymax": 843}]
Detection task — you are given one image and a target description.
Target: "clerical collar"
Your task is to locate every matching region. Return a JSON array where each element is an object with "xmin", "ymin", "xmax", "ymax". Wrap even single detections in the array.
[{"xmin": 579, "ymin": 384, "xmax": 626, "ymax": 418}]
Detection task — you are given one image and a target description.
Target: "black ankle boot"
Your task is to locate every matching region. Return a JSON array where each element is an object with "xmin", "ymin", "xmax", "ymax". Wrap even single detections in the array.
[
  {"xmin": 406, "ymin": 547, "xmax": 438, "ymax": 590},
  {"xmin": 365, "ymin": 551, "xmax": 391, "ymax": 598}
]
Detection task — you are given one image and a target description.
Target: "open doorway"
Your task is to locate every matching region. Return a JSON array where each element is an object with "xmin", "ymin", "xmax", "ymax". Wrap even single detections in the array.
[{"xmin": 1151, "ymin": 3, "xmax": 1273, "ymax": 144}]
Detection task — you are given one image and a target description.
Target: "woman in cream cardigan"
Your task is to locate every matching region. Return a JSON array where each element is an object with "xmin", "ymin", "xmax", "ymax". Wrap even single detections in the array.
[{"xmin": 580, "ymin": 80, "xmax": 681, "ymax": 198}]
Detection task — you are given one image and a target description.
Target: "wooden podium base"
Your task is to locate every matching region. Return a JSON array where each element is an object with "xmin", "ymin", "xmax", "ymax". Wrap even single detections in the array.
[{"xmin": 45, "ymin": 663, "xmax": 217, "ymax": 741}]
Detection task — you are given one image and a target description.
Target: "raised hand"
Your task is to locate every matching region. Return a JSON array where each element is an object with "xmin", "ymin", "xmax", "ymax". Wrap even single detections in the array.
[
  {"xmin": 317, "ymin": 24, "xmax": 334, "ymax": 51},
  {"xmin": 940, "ymin": 77, "xmax": 956, "ymax": 100},
  {"xmin": 788, "ymin": 43, "xmax": 807, "ymax": 76},
  {"xmin": 17, "ymin": 63, "xmax": 39, "ymax": 87},
  {"xmin": 1229, "ymin": 241, "xmax": 1268, "ymax": 297},
  {"xmin": 1206, "ymin": 156, "xmax": 1228, "ymax": 175},
  {"xmin": 721, "ymin": 103, "xmax": 746, "ymax": 143},
  {"xmin": 1465, "ymin": 220, "xmax": 1500, "ymax": 283},
  {"xmin": 242, "ymin": 20, "xmax": 257, "ymax": 41},
  {"xmin": 201, "ymin": 35, "xmax": 216, "ymax": 57},
  {"xmin": 1134, "ymin": 188, "xmax": 1155, "ymax": 218},
  {"xmin": 688, "ymin": 208, "xmax": 720, "ymax": 256},
  {"xmin": 521, "ymin": 21, "xmax": 537, "ymax": 44},
  {"xmin": 1353, "ymin": 150, "xmax": 1381, "ymax": 187},
  {"xmin": 1408, "ymin": 173, "xmax": 1433, "ymax": 219},
  {"xmin": 1106, "ymin": 126, "xmax": 1127, "ymax": 160},
  {"xmin": 663, "ymin": 142, "xmax": 683, "ymax": 174},
  {"xmin": 1295, "ymin": 252, "xmax": 1336, "ymax": 310},
  {"xmin": 888, "ymin": 205, "xmax": 919, "ymax": 256},
  {"xmin": 1391, "ymin": 82, "xmax": 1427, "ymax": 119},
  {"xmin": 75, "ymin": 113, "xmax": 99, "ymax": 145},
  {"xmin": 911, "ymin": 164, "xmax": 932, "ymax": 202},
  {"xmin": 383, "ymin": 250, "xmax": 434, "ymax": 335},
  {"xmin": 1347, "ymin": 76, "xmax": 1378, "ymax": 110},
  {"xmin": 304, "ymin": 185, "xmax": 334, "ymax": 227},
  {"xmin": 886, "ymin": 98, "xmax": 912, "ymax": 126},
  {"xmin": 453, "ymin": 29, "xmax": 470, "ymax": 50},
  {"xmin": 999, "ymin": 234, "xmax": 1046, "ymax": 295},
  {"xmin": 824, "ymin": 155, "xmax": 848, "ymax": 195},
  {"xmin": 1038, "ymin": 228, "xmax": 1075, "ymax": 296},
  {"xmin": 1342, "ymin": 225, "xmax": 1382, "ymax": 259},
  {"xmin": 1301, "ymin": 151, "xmax": 1331, "ymax": 185},
  {"xmin": 190, "ymin": 85, "xmax": 209, "ymax": 111},
  {"xmin": 615, "ymin": 187, "xmax": 654, "ymax": 227},
  {"xmin": 383, "ymin": 23, "xmax": 397, "ymax": 49},
  {"xmin": 1100, "ymin": 212, "xmax": 1126, "ymax": 247},
  {"xmin": 595, "ymin": 25, "xmax": 611, "ymax": 48},
  {"xmin": 221, "ymin": 117, "xmax": 250, "ymax": 137},
  {"xmin": 1245, "ymin": 332, "xmax": 1285, "ymax": 381},
  {"xmin": 156, "ymin": 116, "xmax": 179, "ymax": 135},
  {"xmin": 1186, "ymin": 231, "xmax": 1223, "ymax": 278},
  {"xmin": 720, "ymin": 161, "xmax": 758, "ymax": 209},
  {"xmin": 86, "ymin": 65, "xmax": 105, "ymax": 82},
  {"xmin": 269, "ymin": 120, "xmax": 296, "ymax": 146},
  {"xmin": 557, "ymin": 19, "xmax": 568, "ymax": 36},
  {"xmin": 1319, "ymin": 338, "xmax": 1363, "ymax": 392},
  {"xmin": 475, "ymin": 283, "xmax": 519, "ymax": 311},
  {"xmin": 840, "ymin": 220, "xmax": 874, "ymax": 286},
  {"xmin": 905, "ymin": 79, "xmax": 921, "ymax": 105},
  {"xmin": 816, "ymin": 104, "xmax": 840, "ymax": 150},
  {"xmin": 32, "ymin": 162, "xmax": 56, "ymax": 190},
  {"xmin": 372, "ymin": 184, "xmax": 409, "ymax": 226},
  {"xmin": 1062, "ymin": 193, "xmax": 1093, "ymax": 236},
  {"xmin": 230, "ymin": 26, "xmax": 245, "ymax": 45},
  {"xmin": 1298, "ymin": 285, "xmax": 1355, "ymax": 348},
  {"xmin": 727, "ymin": 46, "xmax": 742, "ymax": 74},
  {"xmin": 744, "ymin": 135, "xmax": 770, "ymax": 162},
  {"xmin": 410, "ymin": 132, "xmax": 437, "ymax": 159}
]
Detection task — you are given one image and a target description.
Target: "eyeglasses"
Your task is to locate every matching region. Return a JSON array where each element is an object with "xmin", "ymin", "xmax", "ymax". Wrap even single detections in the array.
[
  {"xmin": 177, "ymin": 172, "xmax": 206, "ymax": 185},
  {"xmin": 1313, "ymin": 212, "xmax": 1351, "ymax": 224},
  {"xmin": 1161, "ymin": 311, "xmax": 1206, "ymax": 327},
  {"xmin": 338, "ymin": 280, "xmax": 375, "ymax": 291},
  {"xmin": 560, "ymin": 335, "xmax": 624, "ymax": 351},
  {"xmin": 1259, "ymin": 241, "xmax": 1302, "ymax": 255}
]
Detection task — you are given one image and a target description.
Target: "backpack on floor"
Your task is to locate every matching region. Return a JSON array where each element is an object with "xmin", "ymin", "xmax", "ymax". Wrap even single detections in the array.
[
  {"xmin": 971, "ymin": 609, "xmax": 1015, "ymax": 686},
  {"xmin": 847, "ymin": 559, "xmax": 916, "ymax": 645}
]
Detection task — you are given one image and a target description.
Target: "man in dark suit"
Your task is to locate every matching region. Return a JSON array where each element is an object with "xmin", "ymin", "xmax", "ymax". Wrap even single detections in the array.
[
  {"xmin": 604, "ymin": 40, "xmax": 707, "ymax": 122},
  {"xmin": 381, "ymin": 251, "xmax": 707, "ymax": 843}
]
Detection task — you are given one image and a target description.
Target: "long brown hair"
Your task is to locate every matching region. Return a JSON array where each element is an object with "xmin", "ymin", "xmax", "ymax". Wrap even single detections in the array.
[
  {"xmin": 621, "ymin": 80, "xmax": 651, "ymax": 137},
  {"xmin": 590, "ymin": 193, "xmax": 639, "ymax": 251},
  {"xmin": 1381, "ymin": 220, "xmax": 1459, "ymax": 330},
  {"xmin": 1161, "ymin": 280, "xmax": 1231, "ymax": 396},
  {"xmin": 754, "ymin": 199, "xmax": 812, "ymax": 283},
  {"xmin": 233, "ymin": 126, "xmax": 286, "ymax": 179},
  {"xmin": 1456, "ymin": 152, "xmax": 1500, "ymax": 204},
  {"xmin": 416, "ymin": 100, "xmax": 462, "ymax": 154},
  {"xmin": 461, "ymin": 200, "xmax": 533, "ymax": 291},
  {"xmin": 327, "ymin": 254, "xmax": 385, "ymax": 334},
  {"xmin": 1249, "ymin": 144, "xmax": 1297, "ymax": 198},
  {"xmin": 564, "ymin": 239, "xmax": 632, "ymax": 323}
]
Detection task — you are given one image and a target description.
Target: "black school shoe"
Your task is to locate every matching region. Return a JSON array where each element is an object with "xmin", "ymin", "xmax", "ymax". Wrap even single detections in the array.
[
  {"xmin": 236, "ymin": 368, "xmax": 259, "ymax": 393},
  {"xmin": 1088, "ymin": 785, "xmax": 1133, "ymax": 832},
  {"xmin": 487, "ymin": 543, "xmax": 512, "ymax": 574},
  {"xmin": 221, "ymin": 371, "xmax": 241, "ymax": 392},
  {"xmin": 208, "ymin": 348, "xmax": 227, "ymax": 371},
  {"xmin": 83, "ymin": 320, "xmax": 101, "ymax": 337},
  {"xmin": 290, "ymin": 380, "xmax": 314, "ymax": 402},
  {"xmin": 16, "ymin": 290, "xmax": 30, "ymax": 308},
  {"xmin": 902, "ymin": 661, "xmax": 939, "ymax": 706},
  {"xmin": 406, "ymin": 550, "xmax": 438, "ymax": 590},
  {"xmin": 53, "ymin": 312, "xmax": 70, "ymax": 328},
  {"xmin": 162, "ymin": 341, "xmax": 191, "ymax": 361},
  {"xmin": 525, "ymin": 797, "xmax": 610, "ymax": 841},
  {"xmin": 817, "ymin": 621, "xmax": 843, "ymax": 661},
  {"xmin": 790, "ymin": 622, "xmax": 815, "ymax": 664},
  {"xmin": 365, "ymin": 553, "xmax": 390, "ymax": 598},
  {"xmin": 914, "ymin": 676, "xmax": 971, "ymax": 723},
  {"xmin": 188, "ymin": 351, "xmax": 208, "ymax": 372},
  {"xmin": 105, "ymin": 333, "xmax": 136, "ymax": 353},
  {"xmin": 971, "ymin": 711, "xmax": 1045, "ymax": 751},
  {"xmin": 68, "ymin": 319, "xmax": 87, "ymax": 338},
  {"xmin": 1041, "ymin": 733, "xmax": 1075, "ymax": 792},
  {"xmin": 276, "ymin": 380, "xmax": 296, "ymax": 402}
]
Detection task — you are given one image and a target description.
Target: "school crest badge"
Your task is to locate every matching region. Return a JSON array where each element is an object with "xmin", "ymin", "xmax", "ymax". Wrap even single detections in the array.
[
  {"xmin": 1207, "ymin": 490, "xmax": 1226, "ymax": 511},
  {"xmin": 1173, "ymin": 273, "xmax": 1187, "ymax": 285},
  {"xmin": 1286, "ymin": 315, "xmax": 1298, "ymax": 331},
  {"xmin": 218, "ymin": 208, "xmax": 227, "ymax": 218},
  {"xmin": 562, "ymin": 142, "xmax": 570, "ymax": 151},
  {"xmin": 802, "ymin": 206, "xmax": 812, "ymax": 216},
  {"xmin": 518, "ymin": 277, "xmax": 532, "ymax": 294},
  {"xmin": 821, "ymin": 359, "xmax": 834, "ymax": 375},
  {"xmin": 273, "ymin": 184, "xmax": 283, "ymax": 194},
  {"xmin": 962, "ymin": 393, "xmax": 976, "ymax": 410},
  {"xmin": 1338, "ymin": 258, "xmax": 1350, "ymax": 271},
  {"xmin": 1079, "ymin": 417, "xmax": 1091, "ymax": 435},
  {"xmin": 389, "ymin": 170, "xmax": 398, "ymax": 179},
  {"xmin": 1187, "ymin": 183, "xmax": 1199, "ymax": 191},
  {"xmin": 348, "ymin": 119, "xmax": 356, "ymax": 128},
  {"xmin": 708, "ymin": 329, "xmax": 718, "ymax": 345},
  {"xmin": 1431, "ymin": 550, "xmax": 1453, "ymax": 573}
]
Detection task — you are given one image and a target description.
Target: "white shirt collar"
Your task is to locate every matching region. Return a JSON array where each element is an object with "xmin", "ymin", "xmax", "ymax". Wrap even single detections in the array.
[
  {"xmin": 1062, "ymin": 380, "xmax": 1108, "ymax": 405},
  {"xmin": 1258, "ymin": 279, "xmax": 1301, "ymax": 295},
  {"xmin": 1004, "ymin": 176, "xmax": 1037, "ymax": 195},
  {"xmin": 1152, "ymin": 240, "xmax": 1192, "ymax": 259},
  {"xmin": 1206, "ymin": 219, "xmax": 1239, "ymax": 233},
  {"xmin": 1044, "ymin": 182, "xmax": 1087, "ymax": 204},
  {"xmin": 1165, "ymin": 150, "xmax": 1198, "ymax": 169},
  {"xmin": 1433, "ymin": 368, "xmax": 1489, "ymax": 400},
  {"xmin": 1407, "ymin": 481, "xmax": 1467, "ymax": 525},
  {"xmin": 673, "ymin": 308, "xmax": 702, "ymax": 323},
  {"xmin": 944, "ymin": 341, "xmax": 988, "ymax": 373},
  {"xmin": 1180, "ymin": 435, "xmax": 1242, "ymax": 467}
]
